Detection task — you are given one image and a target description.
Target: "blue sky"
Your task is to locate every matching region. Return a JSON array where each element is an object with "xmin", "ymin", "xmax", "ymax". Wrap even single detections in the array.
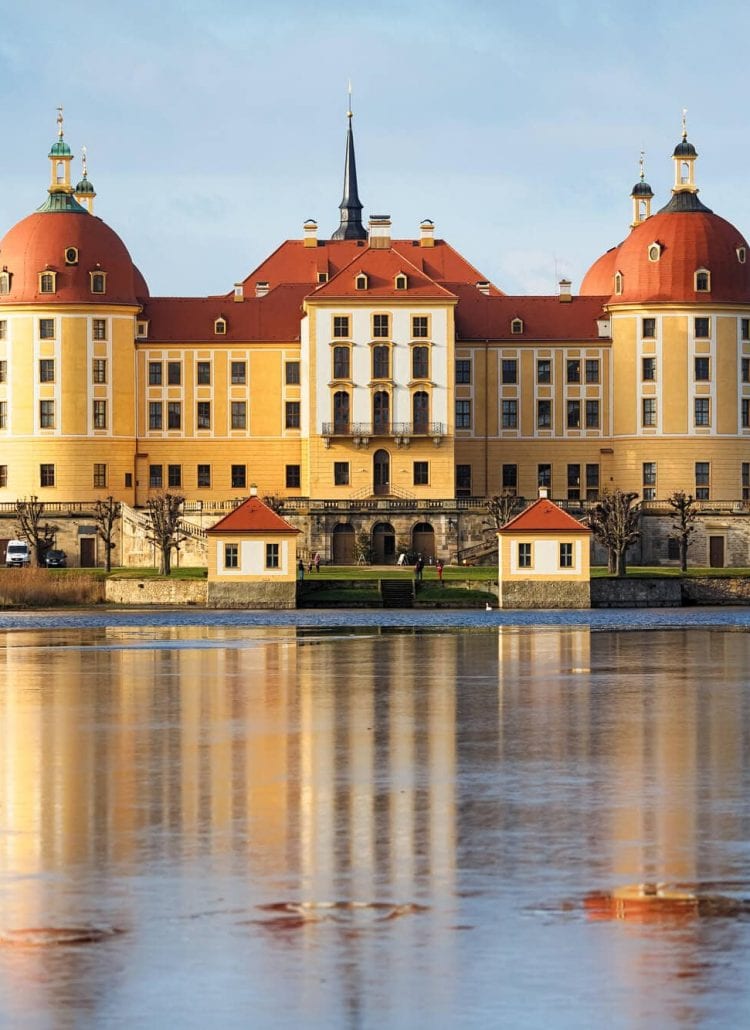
[{"xmin": 2, "ymin": 0, "xmax": 750, "ymax": 297}]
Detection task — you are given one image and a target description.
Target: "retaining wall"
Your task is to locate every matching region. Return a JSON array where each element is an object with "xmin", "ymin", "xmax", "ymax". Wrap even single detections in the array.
[{"xmin": 499, "ymin": 581, "xmax": 591, "ymax": 609}]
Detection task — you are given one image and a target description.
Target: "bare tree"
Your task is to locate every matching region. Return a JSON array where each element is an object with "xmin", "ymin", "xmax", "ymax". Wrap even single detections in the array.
[
  {"xmin": 93, "ymin": 496, "xmax": 122, "ymax": 573},
  {"xmin": 145, "ymin": 492, "xmax": 188, "ymax": 575},
  {"xmin": 668, "ymin": 490, "xmax": 698, "ymax": 573},
  {"xmin": 262, "ymin": 495, "xmax": 283, "ymax": 513},
  {"xmin": 15, "ymin": 496, "xmax": 59, "ymax": 566},
  {"xmin": 484, "ymin": 494, "xmax": 519, "ymax": 533},
  {"xmin": 587, "ymin": 489, "xmax": 641, "ymax": 577}
]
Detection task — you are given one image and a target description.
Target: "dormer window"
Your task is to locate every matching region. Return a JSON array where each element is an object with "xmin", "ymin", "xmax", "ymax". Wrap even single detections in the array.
[
  {"xmin": 614, "ymin": 271, "xmax": 623, "ymax": 295},
  {"xmin": 648, "ymin": 243, "xmax": 661, "ymax": 262},
  {"xmin": 0, "ymin": 272, "xmax": 10, "ymax": 296},
  {"xmin": 395, "ymin": 273, "xmax": 407, "ymax": 290},
  {"xmin": 738, "ymin": 247, "xmax": 747, "ymax": 265},
  {"xmin": 64, "ymin": 247, "xmax": 79, "ymax": 266},
  {"xmin": 90, "ymin": 271, "xmax": 107, "ymax": 295},
  {"xmin": 510, "ymin": 318, "xmax": 524, "ymax": 335},
  {"xmin": 318, "ymin": 271, "xmax": 329, "ymax": 284},
  {"xmin": 136, "ymin": 320, "xmax": 149, "ymax": 339},
  {"xmin": 39, "ymin": 271, "xmax": 56, "ymax": 294},
  {"xmin": 695, "ymin": 269, "xmax": 711, "ymax": 292},
  {"xmin": 214, "ymin": 317, "xmax": 227, "ymax": 335},
  {"xmin": 355, "ymin": 273, "xmax": 368, "ymax": 291}
]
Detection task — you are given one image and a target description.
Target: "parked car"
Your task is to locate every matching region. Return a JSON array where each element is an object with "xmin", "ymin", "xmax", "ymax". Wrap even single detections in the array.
[
  {"xmin": 44, "ymin": 549, "xmax": 67, "ymax": 568},
  {"xmin": 5, "ymin": 540, "xmax": 31, "ymax": 567}
]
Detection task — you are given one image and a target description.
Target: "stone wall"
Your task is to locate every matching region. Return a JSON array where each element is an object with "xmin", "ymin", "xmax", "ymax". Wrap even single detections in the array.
[
  {"xmin": 105, "ymin": 579, "xmax": 208, "ymax": 605},
  {"xmin": 681, "ymin": 577, "xmax": 750, "ymax": 605},
  {"xmin": 499, "ymin": 581, "xmax": 590, "ymax": 609},
  {"xmin": 206, "ymin": 580, "xmax": 297, "ymax": 609},
  {"xmin": 590, "ymin": 578, "xmax": 681, "ymax": 607}
]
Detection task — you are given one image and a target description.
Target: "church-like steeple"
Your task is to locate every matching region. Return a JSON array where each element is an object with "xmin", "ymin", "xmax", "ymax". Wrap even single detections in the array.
[{"xmin": 331, "ymin": 88, "xmax": 367, "ymax": 241}]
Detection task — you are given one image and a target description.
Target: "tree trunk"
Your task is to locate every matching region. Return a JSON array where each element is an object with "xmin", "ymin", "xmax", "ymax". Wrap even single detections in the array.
[
  {"xmin": 160, "ymin": 547, "xmax": 171, "ymax": 576},
  {"xmin": 608, "ymin": 550, "xmax": 616, "ymax": 574},
  {"xmin": 679, "ymin": 538, "xmax": 688, "ymax": 573},
  {"xmin": 615, "ymin": 549, "xmax": 627, "ymax": 577}
]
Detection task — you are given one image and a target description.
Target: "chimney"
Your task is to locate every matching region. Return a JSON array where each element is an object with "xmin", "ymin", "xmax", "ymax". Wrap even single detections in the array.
[
  {"xmin": 596, "ymin": 317, "xmax": 611, "ymax": 338},
  {"xmin": 368, "ymin": 215, "xmax": 391, "ymax": 249},
  {"xmin": 233, "ymin": 283, "xmax": 244, "ymax": 302},
  {"xmin": 419, "ymin": 219, "xmax": 435, "ymax": 247},
  {"xmin": 255, "ymin": 281, "xmax": 269, "ymax": 298},
  {"xmin": 558, "ymin": 279, "xmax": 572, "ymax": 303},
  {"xmin": 303, "ymin": 219, "xmax": 318, "ymax": 248},
  {"xmin": 249, "ymin": 484, "xmax": 258, "ymax": 497},
  {"xmin": 538, "ymin": 486, "xmax": 549, "ymax": 499},
  {"xmin": 476, "ymin": 281, "xmax": 490, "ymax": 296}
]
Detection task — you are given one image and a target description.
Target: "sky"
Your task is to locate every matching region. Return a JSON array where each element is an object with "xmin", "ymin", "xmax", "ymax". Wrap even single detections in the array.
[{"xmin": 3, "ymin": 0, "xmax": 750, "ymax": 298}]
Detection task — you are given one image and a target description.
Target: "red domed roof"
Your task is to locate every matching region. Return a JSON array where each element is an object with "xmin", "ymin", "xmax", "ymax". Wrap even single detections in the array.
[
  {"xmin": 0, "ymin": 208, "xmax": 145, "ymax": 306},
  {"xmin": 581, "ymin": 208, "xmax": 750, "ymax": 305}
]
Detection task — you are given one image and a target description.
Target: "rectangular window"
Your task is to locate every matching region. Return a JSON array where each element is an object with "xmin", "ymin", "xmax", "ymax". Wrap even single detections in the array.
[
  {"xmin": 642, "ymin": 357, "xmax": 656, "ymax": 381},
  {"xmin": 694, "ymin": 316, "xmax": 710, "ymax": 338},
  {"xmin": 642, "ymin": 317, "xmax": 656, "ymax": 338},
  {"xmin": 455, "ymin": 359, "xmax": 471, "ymax": 384},
  {"xmin": 642, "ymin": 461, "xmax": 656, "ymax": 500},
  {"xmin": 585, "ymin": 359, "xmax": 600, "ymax": 384},
  {"xmin": 231, "ymin": 360, "xmax": 246, "ymax": 384},
  {"xmin": 0, "ymin": 359, "xmax": 6, "ymax": 382},
  {"xmin": 231, "ymin": 401, "xmax": 246, "ymax": 429},
  {"xmin": 167, "ymin": 401, "xmax": 182, "ymax": 430},
  {"xmin": 285, "ymin": 401, "xmax": 300, "ymax": 429},
  {"xmin": 566, "ymin": 400, "xmax": 580, "ymax": 429},
  {"xmin": 196, "ymin": 401, "xmax": 211, "ymax": 429},
  {"xmin": 695, "ymin": 461, "xmax": 710, "ymax": 499},
  {"xmin": 742, "ymin": 462, "xmax": 750, "ymax": 501},
  {"xmin": 0, "ymin": 465, "xmax": 7, "ymax": 487},
  {"xmin": 412, "ymin": 346, "xmax": 429, "ymax": 378},
  {"xmin": 333, "ymin": 346, "xmax": 350, "ymax": 378},
  {"xmin": 92, "ymin": 318, "xmax": 107, "ymax": 341},
  {"xmin": 585, "ymin": 399, "xmax": 600, "ymax": 429},
  {"xmin": 224, "ymin": 543, "xmax": 239, "ymax": 569},
  {"xmin": 93, "ymin": 463, "xmax": 107, "ymax": 488},
  {"xmin": 148, "ymin": 401, "xmax": 162, "ymax": 430},
  {"xmin": 694, "ymin": 397, "xmax": 710, "ymax": 426},
  {"xmin": 413, "ymin": 460, "xmax": 429, "ymax": 486},
  {"xmin": 167, "ymin": 361, "xmax": 181, "ymax": 385},
  {"xmin": 333, "ymin": 315, "xmax": 350, "ymax": 338},
  {"xmin": 518, "ymin": 542, "xmax": 532, "ymax": 568},
  {"xmin": 501, "ymin": 399, "xmax": 518, "ymax": 429},
  {"xmin": 373, "ymin": 314, "xmax": 389, "ymax": 338},
  {"xmin": 196, "ymin": 361, "xmax": 211, "ymax": 385},
  {"xmin": 456, "ymin": 464, "xmax": 472, "ymax": 496},
  {"xmin": 502, "ymin": 464, "xmax": 517, "ymax": 492},
  {"xmin": 286, "ymin": 464, "xmax": 301, "ymax": 488},
  {"xmin": 743, "ymin": 357, "xmax": 750, "ymax": 383},
  {"xmin": 197, "ymin": 464, "xmax": 211, "ymax": 488},
  {"xmin": 0, "ymin": 401, "xmax": 7, "ymax": 429},
  {"xmin": 743, "ymin": 398, "xmax": 750, "ymax": 428},
  {"xmin": 455, "ymin": 399, "xmax": 471, "ymax": 428},
  {"xmin": 265, "ymin": 543, "xmax": 280, "ymax": 569},
  {"xmin": 93, "ymin": 358, "xmax": 107, "ymax": 383},
  {"xmin": 93, "ymin": 399, "xmax": 107, "ymax": 429},
  {"xmin": 501, "ymin": 358, "xmax": 517, "ymax": 384},
  {"xmin": 148, "ymin": 361, "xmax": 162, "ymax": 385},
  {"xmin": 168, "ymin": 464, "xmax": 181, "ymax": 488},
  {"xmin": 124, "ymin": 472, "xmax": 132, "ymax": 488},
  {"xmin": 39, "ymin": 318, "xmax": 55, "ymax": 339},
  {"xmin": 694, "ymin": 356, "xmax": 710, "ymax": 381},
  {"xmin": 585, "ymin": 463, "xmax": 600, "ymax": 501},
  {"xmin": 334, "ymin": 461, "xmax": 349, "ymax": 486},
  {"xmin": 39, "ymin": 400, "xmax": 55, "ymax": 428},
  {"xmin": 642, "ymin": 398, "xmax": 657, "ymax": 426},
  {"xmin": 149, "ymin": 464, "xmax": 163, "ymax": 488},
  {"xmin": 231, "ymin": 464, "xmax": 246, "ymax": 489},
  {"xmin": 40, "ymin": 463, "xmax": 55, "ymax": 487},
  {"xmin": 285, "ymin": 361, "xmax": 300, "ymax": 385},
  {"xmin": 538, "ymin": 463, "xmax": 551, "ymax": 488},
  {"xmin": 39, "ymin": 358, "xmax": 55, "ymax": 382},
  {"xmin": 0, "ymin": 320, "xmax": 6, "ymax": 340},
  {"xmin": 412, "ymin": 316, "xmax": 428, "ymax": 338},
  {"xmin": 537, "ymin": 399, "xmax": 552, "ymax": 428},
  {"xmin": 559, "ymin": 542, "xmax": 574, "ymax": 568},
  {"xmin": 567, "ymin": 463, "xmax": 580, "ymax": 500},
  {"xmin": 742, "ymin": 319, "xmax": 750, "ymax": 341},
  {"xmin": 566, "ymin": 359, "xmax": 580, "ymax": 383},
  {"xmin": 537, "ymin": 359, "xmax": 551, "ymax": 383},
  {"xmin": 372, "ymin": 346, "xmax": 389, "ymax": 378}
]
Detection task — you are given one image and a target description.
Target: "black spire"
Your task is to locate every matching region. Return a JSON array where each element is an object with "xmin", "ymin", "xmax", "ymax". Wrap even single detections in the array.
[{"xmin": 332, "ymin": 103, "xmax": 366, "ymax": 241}]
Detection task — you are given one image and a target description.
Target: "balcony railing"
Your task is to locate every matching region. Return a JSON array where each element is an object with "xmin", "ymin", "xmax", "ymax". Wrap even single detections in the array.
[{"xmin": 321, "ymin": 421, "xmax": 446, "ymax": 438}]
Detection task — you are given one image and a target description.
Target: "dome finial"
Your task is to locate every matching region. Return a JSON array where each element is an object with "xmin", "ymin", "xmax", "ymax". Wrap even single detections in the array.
[
  {"xmin": 57, "ymin": 105, "xmax": 64, "ymax": 140},
  {"xmin": 639, "ymin": 149, "xmax": 645, "ymax": 182},
  {"xmin": 81, "ymin": 145, "xmax": 88, "ymax": 179},
  {"xmin": 682, "ymin": 107, "xmax": 688, "ymax": 141},
  {"xmin": 347, "ymin": 79, "xmax": 353, "ymax": 119}
]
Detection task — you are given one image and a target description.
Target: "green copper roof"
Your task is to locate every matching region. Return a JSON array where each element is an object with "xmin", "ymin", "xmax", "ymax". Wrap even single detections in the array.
[
  {"xmin": 49, "ymin": 140, "xmax": 72, "ymax": 157},
  {"xmin": 75, "ymin": 176, "xmax": 95, "ymax": 194},
  {"xmin": 36, "ymin": 192, "xmax": 89, "ymax": 214}
]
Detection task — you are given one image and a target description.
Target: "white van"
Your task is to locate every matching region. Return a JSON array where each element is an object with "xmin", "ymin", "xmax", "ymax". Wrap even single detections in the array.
[{"xmin": 5, "ymin": 540, "xmax": 31, "ymax": 567}]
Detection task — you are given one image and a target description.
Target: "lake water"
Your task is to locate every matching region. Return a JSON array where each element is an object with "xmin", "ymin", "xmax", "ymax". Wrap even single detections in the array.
[{"xmin": 1, "ymin": 609, "xmax": 750, "ymax": 1028}]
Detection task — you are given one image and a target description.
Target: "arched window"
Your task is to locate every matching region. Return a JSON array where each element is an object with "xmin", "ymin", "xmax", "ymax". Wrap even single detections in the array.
[
  {"xmin": 413, "ymin": 390, "xmax": 429, "ymax": 433},
  {"xmin": 614, "ymin": 271, "xmax": 623, "ymax": 295},
  {"xmin": 511, "ymin": 318, "xmax": 523, "ymax": 334},
  {"xmin": 39, "ymin": 272, "xmax": 56, "ymax": 294},
  {"xmin": 355, "ymin": 273, "xmax": 368, "ymax": 291},
  {"xmin": 214, "ymin": 317, "xmax": 227, "ymax": 335},
  {"xmin": 373, "ymin": 391, "xmax": 390, "ymax": 432},
  {"xmin": 695, "ymin": 269, "xmax": 711, "ymax": 292},
  {"xmin": 0, "ymin": 272, "xmax": 10, "ymax": 296},
  {"xmin": 395, "ymin": 273, "xmax": 407, "ymax": 290},
  {"xmin": 372, "ymin": 345, "xmax": 389, "ymax": 379},
  {"xmin": 90, "ymin": 271, "xmax": 107, "ymax": 294},
  {"xmin": 333, "ymin": 390, "xmax": 350, "ymax": 433},
  {"xmin": 738, "ymin": 247, "xmax": 747, "ymax": 265}
]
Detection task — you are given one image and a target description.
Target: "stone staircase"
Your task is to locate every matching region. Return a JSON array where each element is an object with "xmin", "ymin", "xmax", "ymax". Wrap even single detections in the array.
[{"xmin": 380, "ymin": 578, "xmax": 415, "ymax": 608}]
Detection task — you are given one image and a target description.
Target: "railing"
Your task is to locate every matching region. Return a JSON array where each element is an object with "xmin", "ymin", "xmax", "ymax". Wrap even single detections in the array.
[{"xmin": 321, "ymin": 421, "xmax": 447, "ymax": 438}]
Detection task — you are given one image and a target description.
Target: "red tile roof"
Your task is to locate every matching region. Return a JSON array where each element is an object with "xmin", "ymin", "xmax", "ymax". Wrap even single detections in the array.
[
  {"xmin": 206, "ymin": 496, "xmax": 301, "ymax": 535},
  {"xmin": 452, "ymin": 288, "xmax": 608, "ymax": 341},
  {"xmin": 311, "ymin": 245, "xmax": 456, "ymax": 300},
  {"xmin": 499, "ymin": 498, "xmax": 591, "ymax": 534},
  {"xmin": 143, "ymin": 284, "xmax": 309, "ymax": 342}
]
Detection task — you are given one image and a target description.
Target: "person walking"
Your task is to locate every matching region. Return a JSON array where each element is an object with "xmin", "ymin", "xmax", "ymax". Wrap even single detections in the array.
[
  {"xmin": 436, "ymin": 559, "xmax": 444, "ymax": 586},
  {"xmin": 298, "ymin": 559, "xmax": 305, "ymax": 581},
  {"xmin": 314, "ymin": 553, "xmax": 321, "ymax": 573}
]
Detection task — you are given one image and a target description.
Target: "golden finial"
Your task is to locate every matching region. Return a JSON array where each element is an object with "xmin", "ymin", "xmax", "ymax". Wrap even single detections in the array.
[
  {"xmin": 639, "ymin": 149, "xmax": 645, "ymax": 181},
  {"xmin": 682, "ymin": 107, "xmax": 688, "ymax": 140},
  {"xmin": 57, "ymin": 105, "xmax": 64, "ymax": 139},
  {"xmin": 81, "ymin": 145, "xmax": 88, "ymax": 178},
  {"xmin": 347, "ymin": 80, "xmax": 353, "ymax": 119}
]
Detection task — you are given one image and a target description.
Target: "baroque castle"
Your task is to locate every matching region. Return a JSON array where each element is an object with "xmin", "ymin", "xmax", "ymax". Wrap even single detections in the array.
[{"xmin": 1, "ymin": 109, "xmax": 750, "ymax": 567}]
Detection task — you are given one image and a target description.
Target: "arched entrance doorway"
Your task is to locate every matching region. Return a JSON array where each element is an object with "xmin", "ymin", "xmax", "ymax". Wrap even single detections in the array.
[
  {"xmin": 332, "ymin": 523, "xmax": 355, "ymax": 564},
  {"xmin": 412, "ymin": 522, "xmax": 435, "ymax": 561},
  {"xmin": 372, "ymin": 522, "xmax": 396, "ymax": 564},
  {"xmin": 373, "ymin": 449, "xmax": 390, "ymax": 496}
]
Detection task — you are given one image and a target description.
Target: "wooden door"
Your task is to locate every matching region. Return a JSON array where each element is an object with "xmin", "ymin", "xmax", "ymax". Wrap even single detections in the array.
[{"xmin": 709, "ymin": 536, "xmax": 724, "ymax": 568}]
